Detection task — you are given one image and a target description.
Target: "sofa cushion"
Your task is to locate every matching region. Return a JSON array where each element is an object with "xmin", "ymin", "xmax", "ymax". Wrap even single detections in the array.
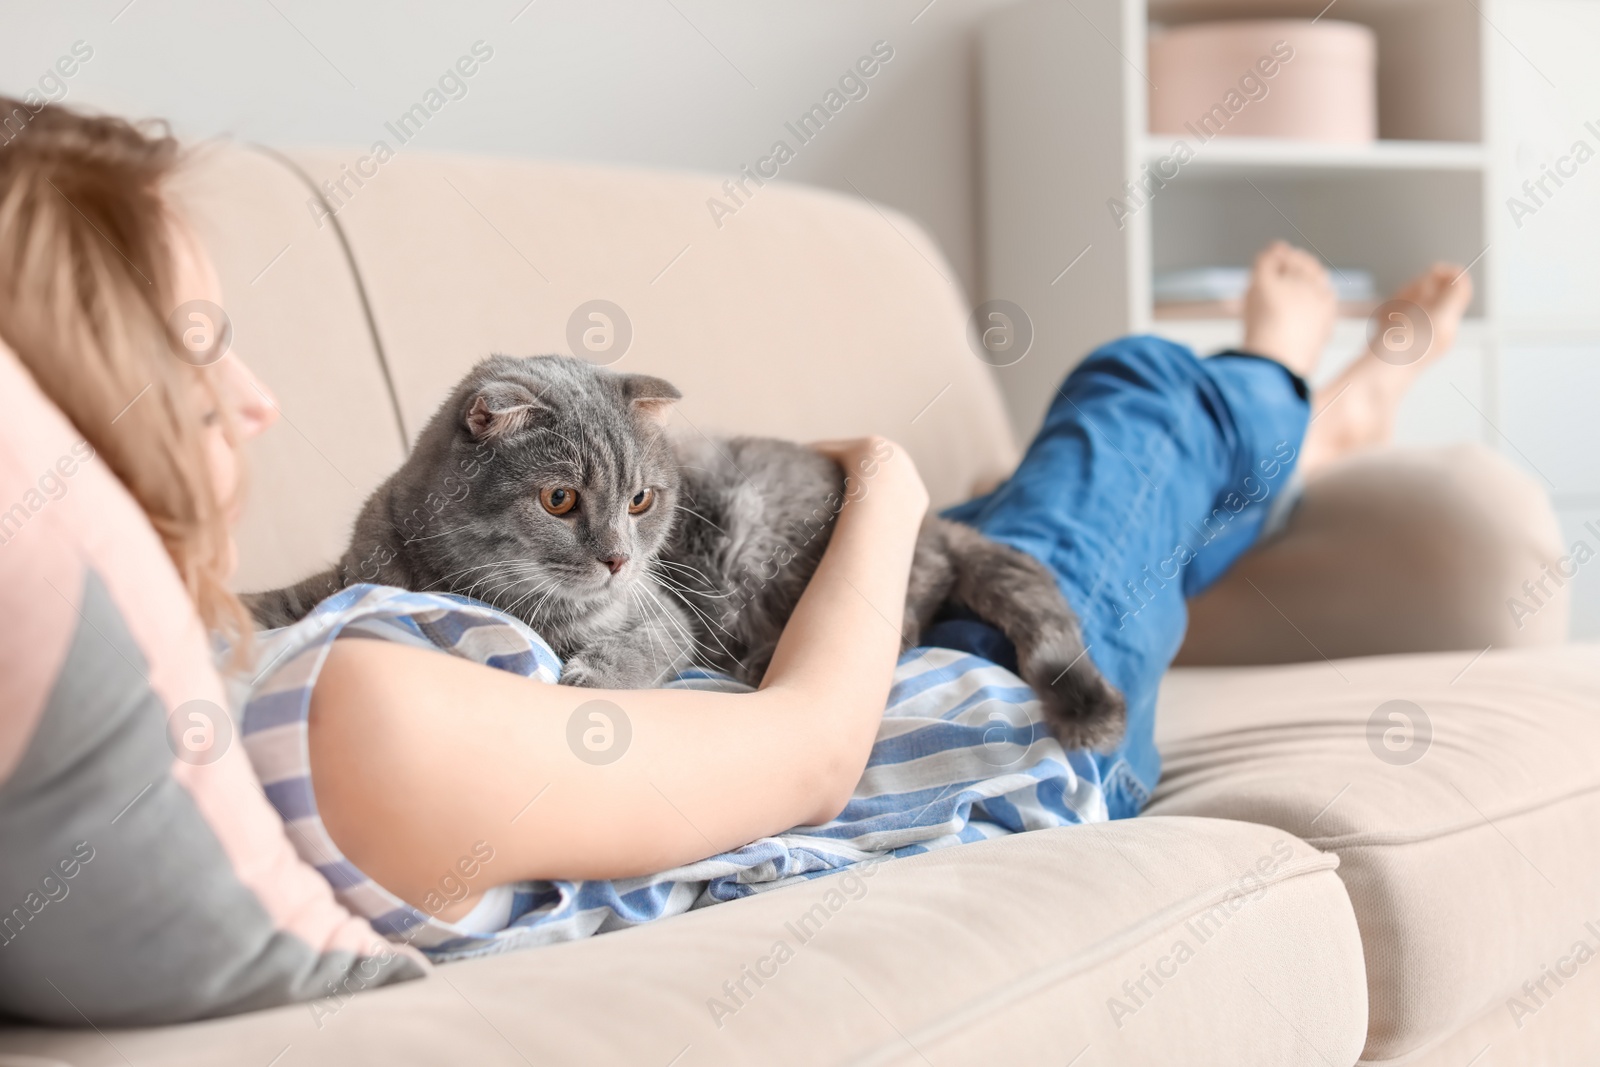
[
  {"xmin": 0, "ymin": 817, "xmax": 1366, "ymax": 1065},
  {"xmin": 1405, "ymin": 951, "xmax": 1600, "ymax": 1067},
  {"xmin": 1178, "ymin": 444, "xmax": 1570, "ymax": 666},
  {"xmin": 281, "ymin": 149, "xmax": 1019, "ymax": 512},
  {"xmin": 1147, "ymin": 644, "xmax": 1600, "ymax": 1063},
  {"xmin": 0, "ymin": 344, "xmax": 424, "ymax": 1025}
]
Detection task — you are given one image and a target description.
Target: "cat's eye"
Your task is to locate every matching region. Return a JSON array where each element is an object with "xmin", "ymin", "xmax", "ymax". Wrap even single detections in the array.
[
  {"xmin": 540, "ymin": 487, "xmax": 578, "ymax": 515},
  {"xmin": 628, "ymin": 488, "xmax": 655, "ymax": 515}
]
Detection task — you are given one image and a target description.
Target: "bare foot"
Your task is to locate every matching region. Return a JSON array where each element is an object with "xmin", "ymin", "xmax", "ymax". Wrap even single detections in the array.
[
  {"xmin": 1241, "ymin": 241, "xmax": 1337, "ymax": 382},
  {"xmin": 1301, "ymin": 263, "xmax": 1474, "ymax": 475}
]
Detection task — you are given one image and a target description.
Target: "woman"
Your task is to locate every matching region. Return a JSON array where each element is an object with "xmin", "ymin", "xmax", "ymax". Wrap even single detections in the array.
[{"xmin": 1, "ymin": 103, "xmax": 1476, "ymax": 957}]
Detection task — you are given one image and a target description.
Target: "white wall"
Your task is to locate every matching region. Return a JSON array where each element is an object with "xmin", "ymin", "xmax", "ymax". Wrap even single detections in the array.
[
  {"xmin": 1, "ymin": 0, "xmax": 1013, "ymax": 294},
  {"xmin": 1491, "ymin": 0, "xmax": 1600, "ymax": 640},
  {"xmin": 8, "ymin": 0, "xmax": 1599, "ymax": 637}
]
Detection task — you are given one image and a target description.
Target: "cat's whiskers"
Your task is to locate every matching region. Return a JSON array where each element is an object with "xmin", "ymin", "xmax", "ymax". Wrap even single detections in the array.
[
  {"xmin": 627, "ymin": 586, "xmax": 673, "ymax": 670},
  {"xmin": 632, "ymin": 584, "xmax": 697, "ymax": 673},
  {"xmin": 671, "ymin": 504, "xmax": 727, "ymax": 535},
  {"xmin": 468, "ymin": 561, "xmax": 563, "ymax": 599},
  {"xmin": 525, "ymin": 581, "xmax": 567, "ymax": 623},
  {"xmin": 461, "ymin": 559, "xmax": 539, "ymax": 585},
  {"xmin": 502, "ymin": 576, "xmax": 558, "ymax": 619},
  {"xmin": 648, "ymin": 571, "xmax": 740, "ymax": 640},
  {"xmin": 426, "ymin": 556, "xmax": 542, "ymax": 592},
  {"xmin": 628, "ymin": 583, "xmax": 677, "ymax": 661},
  {"xmin": 433, "ymin": 557, "xmax": 535, "ymax": 582},
  {"xmin": 514, "ymin": 567, "xmax": 581, "ymax": 622},
  {"xmin": 649, "ymin": 570, "xmax": 723, "ymax": 604},
  {"xmin": 649, "ymin": 559, "xmax": 732, "ymax": 601},
  {"xmin": 400, "ymin": 523, "xmax": 480, "ymax": 545},
  {"xmin": 651, "ymin": 558, "xmax": 725, "ymax": 595},
  {"xmin": 477, "ymin": 563, "xmax": 564, "ymax": 613},
  {"xmin": 651, "ymin": 577, "xmax": 744, "ymax": 662},
  {"xmin": 653, "ymin": 580, "xmax": 735, "ymax": 627},
  {"xmin": 645, "ymin": 558, "xmax": 744, "ymax": 651},
  {"xmin": 640, "ymin": 580, "xmax": 736, "ymax": 670},
  {"xmin": 465, "ymin": 566, "xmax": 532, "ymax": 602},
  {"xmin": 461, "ymin": 562, "xmax": 551, "ymax": 604}
]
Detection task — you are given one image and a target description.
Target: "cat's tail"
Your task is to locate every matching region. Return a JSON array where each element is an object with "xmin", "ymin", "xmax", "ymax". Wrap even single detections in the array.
[
  {"xmin": 935, "ymin": 520, "xmax": 1127, "ymax": 752},
  {"xmin": 242, "ymin": 568, "xmax": 346, "ymax": 630},
  {"xmin": 1029, "ymin": 642, "xmax": 1128, "ymax": 752}
]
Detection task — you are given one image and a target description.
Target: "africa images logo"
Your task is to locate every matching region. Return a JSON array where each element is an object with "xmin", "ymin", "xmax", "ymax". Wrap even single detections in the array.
[
  {"xmin": 306, "ymin": 41, "xmax": 495, "ymax": 228},
  {"xmin": 1107, "ymin": 40, "xmax": 1295, "ymax": 230},
  {"xmin": 705, "ymin": 41, "xmax": 895, "ymax": 229}
]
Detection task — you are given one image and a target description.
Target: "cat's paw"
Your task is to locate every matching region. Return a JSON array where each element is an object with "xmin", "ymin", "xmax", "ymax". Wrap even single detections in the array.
[
  {"xmin": 1025, "ymin": 651, "xmax": 1127, "ymax": 752},
  {"xmin": 559, "ymin": 658, "xmax": 607, "ymax": 688}
]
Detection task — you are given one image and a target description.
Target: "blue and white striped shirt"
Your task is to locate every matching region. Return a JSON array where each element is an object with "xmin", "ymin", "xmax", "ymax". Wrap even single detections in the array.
[{"xmin": 240, "ymin": 585, "xmax": 1105, "ymax": 961}]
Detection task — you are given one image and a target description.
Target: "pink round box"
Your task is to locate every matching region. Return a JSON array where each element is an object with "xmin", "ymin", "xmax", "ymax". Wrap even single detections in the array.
[{"xmin": 1148, "ymin": 19, "xmax": 1377, "ymax": 142}]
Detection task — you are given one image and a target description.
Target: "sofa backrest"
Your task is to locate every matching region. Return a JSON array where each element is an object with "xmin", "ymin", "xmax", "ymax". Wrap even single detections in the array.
[{"xmin": 172, "ymin": 145, "xmax": 1019, "ymax": 592}]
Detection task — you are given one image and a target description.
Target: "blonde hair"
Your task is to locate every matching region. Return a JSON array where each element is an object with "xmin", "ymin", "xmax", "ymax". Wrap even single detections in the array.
[{"xmin": 0, "ymin": 98, "xmax": 250, "ymax": 653}]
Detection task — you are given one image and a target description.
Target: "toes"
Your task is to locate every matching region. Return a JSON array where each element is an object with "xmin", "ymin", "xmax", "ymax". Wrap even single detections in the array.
[
  {"xmin": 1285, "ymin": 246, "xmax": 1331, "ymax": 286},
  {"xmin": 1255, "ymin": 243, "xmax": 1332, "ymax": 292},
  {"xmin": 1253, "ymin": 240, "xmax": 1292, "ymax": 277},
  {"xmin": 1397, "ymin": 263, "xmax": 1473, "ymax": 314},
  {"xmin": 1433, "ymin": 263, "xmax": 1474, "ymax": 308},
  {"xmin": 1417, "ymin": 264, "xmax": 1453, "ymax": 299}
]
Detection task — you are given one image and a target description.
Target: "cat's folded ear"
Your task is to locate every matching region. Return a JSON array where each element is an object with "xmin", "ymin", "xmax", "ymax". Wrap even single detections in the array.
[
  {"xmin": 465, "ymin": 381, "xmax": 546, "ymax": 440},
  {"xmin": 621, "ymin": 374, "xmax": 682, "ymax": 425}
]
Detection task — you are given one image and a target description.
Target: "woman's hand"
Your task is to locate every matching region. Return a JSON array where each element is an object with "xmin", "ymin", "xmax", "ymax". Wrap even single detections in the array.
[{"xmin": 809, "ymin": 435, "xmax": 930, "ymax": 528}]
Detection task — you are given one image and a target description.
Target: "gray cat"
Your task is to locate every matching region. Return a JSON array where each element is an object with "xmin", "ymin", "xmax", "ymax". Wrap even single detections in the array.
[{"xmin": 246, "ymin": 355, "xmax": 1125, "ymax": 749}]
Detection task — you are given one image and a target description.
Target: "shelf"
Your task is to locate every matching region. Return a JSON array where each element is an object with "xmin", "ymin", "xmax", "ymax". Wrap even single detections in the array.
[
  {"xmin": 1154, "ymin": 317, "xmax": 1490, "ymax": 379},
  {"xmin": 1148, "ymin": 166, "xmax": 1486, "ymax": 314},
  {"xmin": 1148, "ymin": 0, "xmax": 1451, "ymax": 21},
  {"xmin": 979, "ymin": 0, "xmax": 1492, "ymax": 437},
  {"xmin": 1152, "ymin": 316, "xmax": 1353, "ymax": 359},
  {"xmin": 1140, "ymin": 136, "xmax": 1486, "ymax": 174}
]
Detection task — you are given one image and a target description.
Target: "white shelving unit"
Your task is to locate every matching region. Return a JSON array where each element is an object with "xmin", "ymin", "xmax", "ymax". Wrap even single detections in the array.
[
  {"xmin": 978, "ymin": 0, "xmax": 1498, "ymax": 439},
  {"xmin": 1142, "ymin": 137, "xmax": 1488, "ymax": 173}
]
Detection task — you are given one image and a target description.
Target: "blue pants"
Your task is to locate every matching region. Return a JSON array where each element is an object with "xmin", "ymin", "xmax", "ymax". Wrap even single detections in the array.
[{"xmin": 928, "ymin": 336, "xmax": 1310, "ymax": 819}]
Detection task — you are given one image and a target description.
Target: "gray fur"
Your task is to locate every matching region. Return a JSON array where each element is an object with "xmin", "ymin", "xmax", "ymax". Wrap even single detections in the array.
[
  {"xmin": 245, "ymin": 355, "xmax": 693, "ymax": 688},
  {"xmin": 247, "ymin": 356, "xmax": 1125, "ymax": 749}
]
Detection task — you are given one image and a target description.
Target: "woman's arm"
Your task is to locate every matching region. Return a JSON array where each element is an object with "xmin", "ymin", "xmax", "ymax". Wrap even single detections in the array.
[{"xmin": 306, "ymin": 438, "xmax": 927, "ymax": 918}]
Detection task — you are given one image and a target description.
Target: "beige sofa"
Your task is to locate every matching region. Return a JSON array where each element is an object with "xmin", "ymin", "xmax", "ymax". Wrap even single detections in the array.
[{"xmin": 3, "ymin": 144, "xmax": 1598, "ymax": 1065}]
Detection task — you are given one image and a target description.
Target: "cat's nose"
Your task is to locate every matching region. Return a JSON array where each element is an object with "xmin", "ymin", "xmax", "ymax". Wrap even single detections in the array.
[{"xmin": 599, "ymin": 555, "xmax": 629, "ymax": 575}]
